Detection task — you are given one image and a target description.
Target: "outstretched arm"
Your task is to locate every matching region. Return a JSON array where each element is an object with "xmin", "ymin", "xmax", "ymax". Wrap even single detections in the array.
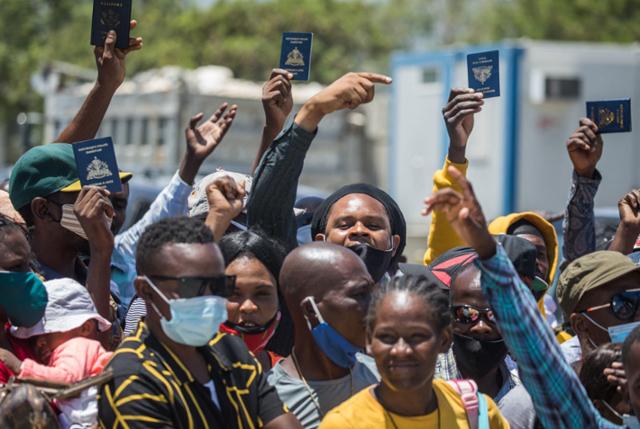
[
  {"xmin": 422, "ymin": 88, "xmax": 483, "ymax": 264},
  {"xmin": 252, "ymin": 69, "xmax": 294, "ymax": 173},
  {"xmin": 424, "ymin": 167, "xmax": 621, "ymax": 429},
  {"xmin": 55, "ymin": 21, "xmax": 143, "ymax": 144},
  {"xmin": 562, "ymin": 118, "xmax": 603, "ymax": 263},
  {"xmin": 247, "ymin": 72, "xmax": 391, "ymax": 250}
]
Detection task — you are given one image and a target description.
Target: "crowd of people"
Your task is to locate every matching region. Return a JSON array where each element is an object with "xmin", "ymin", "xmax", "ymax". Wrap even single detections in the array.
[{"xmin": 1, "ymin": 20, "xmax": 640, "ymax": 429}]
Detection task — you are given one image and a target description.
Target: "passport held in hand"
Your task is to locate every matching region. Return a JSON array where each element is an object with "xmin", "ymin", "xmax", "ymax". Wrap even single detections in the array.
[
  {"xmin": 279, "ymin": 32, "xmax": 313, "ymax": 81},
  {"xmin": 73, "ymin": 137, "xmax": 123, "ymax": 193},
  {"xmin": 586, "ymin": 99, "xmax": 632, "ymax": 133},
  {"xmin": 91, "ymin": 0, "xmax": 132, "ymax": 50},
  {"xmin": 467, "ymin": 50, "xmax": 500, "ymax": 98}
]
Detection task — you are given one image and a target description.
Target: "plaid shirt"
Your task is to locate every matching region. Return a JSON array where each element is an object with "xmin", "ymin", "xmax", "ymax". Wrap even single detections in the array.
[{"xmin": 476, "ymin": 244, "xmax": 621, "ymax": 429}]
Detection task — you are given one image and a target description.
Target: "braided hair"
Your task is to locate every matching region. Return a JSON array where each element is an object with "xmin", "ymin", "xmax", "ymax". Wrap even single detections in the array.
[{"xmin": 366, "ymin": 274, "xmax": 451, "ymax": 334}]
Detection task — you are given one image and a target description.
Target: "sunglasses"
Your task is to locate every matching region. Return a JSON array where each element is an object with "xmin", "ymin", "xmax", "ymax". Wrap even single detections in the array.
[
  {"xmin": 147, "ymin": 275, "xmax": 236, "ymax": 299},
  {"xmin": 452, "ymin": 304, "xmax": 496, "ymax": 325},
  {"xmin": 583, "ymin": 288, "xmax": 640, "ymax": 322}
]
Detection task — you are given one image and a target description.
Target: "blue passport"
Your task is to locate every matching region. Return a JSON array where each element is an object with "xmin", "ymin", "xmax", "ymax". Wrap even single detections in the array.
[
  {"xmin": 72, "ymin": 137, "xmax": 122, "ymax": 193},
  {"xmin": 279, "ymin": 32, "xmax": 313, "ymax": 81},
  {"xmin": 586, "ymin": 99, "xmax": 632, "ymax": 133},
  {"xmin": 90, "ymin": 0, "xmax": 132, "ymax": 50},
  {"xmin": 467, "ymin": 50, "xmax": 500, "ymax": 98}
]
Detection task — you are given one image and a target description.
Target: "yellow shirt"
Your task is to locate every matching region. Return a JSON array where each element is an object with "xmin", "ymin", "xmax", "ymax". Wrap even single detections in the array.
[{"xmin": 318, "ymin": 379, "xmax": 509, "ymax": 429}]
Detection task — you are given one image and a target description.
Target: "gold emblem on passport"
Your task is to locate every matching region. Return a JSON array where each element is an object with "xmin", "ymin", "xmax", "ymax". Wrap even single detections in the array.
[
  {"xmin": 472, "ymin": 66, "xmax": 493, "ymax": 85},
  {"xmin": 597, "ymin": 108, "xmax": 616, "ymax": 128},
  {"xmin": 100, "ymin": 9, "xmax": 121, "ymax": 30},
  {"xmin": 285, "ymin": 47, "xmax": 305, "ymax": 66}
]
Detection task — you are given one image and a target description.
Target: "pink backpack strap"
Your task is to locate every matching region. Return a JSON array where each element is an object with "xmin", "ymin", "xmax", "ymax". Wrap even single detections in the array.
[{"xmin": 446, "ymin": 379, "xmax": 479, "ymax": 429}]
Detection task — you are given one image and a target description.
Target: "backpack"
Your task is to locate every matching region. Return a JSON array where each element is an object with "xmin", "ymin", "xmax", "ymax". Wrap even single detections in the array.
[{"xmin": 446, "ymin": 379, "xmax": 490, "ymax": 429}]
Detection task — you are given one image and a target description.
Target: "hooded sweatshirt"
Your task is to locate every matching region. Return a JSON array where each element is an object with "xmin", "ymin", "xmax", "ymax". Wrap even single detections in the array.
[{"xmin": 488, "ymin": 212, "xmax": 559, "ymax": 284}]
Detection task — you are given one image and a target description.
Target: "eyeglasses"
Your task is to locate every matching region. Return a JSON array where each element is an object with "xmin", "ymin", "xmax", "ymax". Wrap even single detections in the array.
[
  {"xmin": 583, "ymin": 288, "xmax": 640, "ymax": 322},
  {"xmin": 452, "ymin": 304, "xmax": 496, "ymax": 325},
  {"xmin": 147, "ymin": 275, "xmax": 236, "ymax": 299}
]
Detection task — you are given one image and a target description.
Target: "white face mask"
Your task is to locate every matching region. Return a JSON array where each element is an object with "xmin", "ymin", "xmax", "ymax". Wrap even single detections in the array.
[{"xmin": 59, "ymin": 204, "xmax": 112, "ymax": 240}]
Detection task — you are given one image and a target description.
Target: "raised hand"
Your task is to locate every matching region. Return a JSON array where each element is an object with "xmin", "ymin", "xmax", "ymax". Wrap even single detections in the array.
[
  {"xmin": 74, "ymin": 186, "xmax": 115, "ymax": 252},
  {"xmin": 422, "ymin": 166, "xmax": 495, "ymax": 258},
  {"xmin": 295, "ymin": 72, "xmax": 392, "ymax": 132},
  {"xmin": 186, "ymin": 103, "xmax": 238, "ymax": 161},
  {"xmin": 95, "ymin": 20, "xmax": 143, "ymax": 91},
  {"xmin": 262, "ymin": 69, "xmax": 294, "ymax": 132},
  {"xmin": 443, "ymin": 88, "xmax": 484, "ymax": 163},
  {"xmin": 566, "ymin": 118, "xmax": 603, "ymax": 178},
  {"xmin": 205, "ymin": 176, "xmax": 247, "ymax": 241},
  {"xmin": 181, "ymin": 103, "xmax": 238, "ymax": 184},
  {"xmin": 609, "ymin": 188, "xmax": 640, "ymax": 255},
  {"xmin": 619, "ymin": 189, "xmax": 640, "ymax": 230}
]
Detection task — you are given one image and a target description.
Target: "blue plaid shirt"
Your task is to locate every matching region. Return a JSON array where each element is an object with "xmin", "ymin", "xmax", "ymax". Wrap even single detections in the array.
[{"xmin": 476, "ymin": 244, "xmax": 622, "ymax": 429}]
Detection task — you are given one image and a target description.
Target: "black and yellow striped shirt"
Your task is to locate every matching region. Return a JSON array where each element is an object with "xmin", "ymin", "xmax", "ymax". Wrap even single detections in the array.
[{"xmin": 98, "ymin": 322, "xmax": 286, "ymax": 428}]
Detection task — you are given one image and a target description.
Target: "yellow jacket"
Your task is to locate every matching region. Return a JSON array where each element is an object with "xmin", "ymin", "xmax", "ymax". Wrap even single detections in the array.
[
  {"xmin": 423, "ymin": 158, "xmax": 468, "ymax": 265},
  {"xmin": 488, "ymin": 212, "xmax": 559, "ymax": 284},
  {"xmin": 422, "ymin": 160, "xmax": 567, "ymax": 340}
]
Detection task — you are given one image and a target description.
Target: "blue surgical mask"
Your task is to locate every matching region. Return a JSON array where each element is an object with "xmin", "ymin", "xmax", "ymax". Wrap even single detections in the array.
[
  {"xmin": 583, "ymin": 313, "xmax": 640, "ymax": 344},
  {"xmin": 600, "ymin": 399, "xmax": 640, "ymax": 428},
  {"xmin": 145, "ymin": 276, "xmax": 227, "ymax": 347},
  {"xmin": 296, "ymin": 224, "xmax": 313, "ymax": 245},
  {"xmin": 608, "ymin": 321, "xmax": 640, "ymax": 344},
  {"xmin": 0, "ymin": 270, "xmax": 47, "ymax": 327},
  {"xmin": 302, "ymin": 296, "xmax": 363, "ymax": 368}
]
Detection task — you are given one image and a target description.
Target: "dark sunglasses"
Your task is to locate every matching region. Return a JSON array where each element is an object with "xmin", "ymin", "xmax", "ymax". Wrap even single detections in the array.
[
  {"xmin": 583, "ymin": 288, "xmax": 640, "ymax": 322},
  {"xmin": 452, "ymin": 304, "xmax": 496, "ymax": 325},
  {"xmin": 148, "ymin": 275, "xmax": 236, "ymax": 299}
]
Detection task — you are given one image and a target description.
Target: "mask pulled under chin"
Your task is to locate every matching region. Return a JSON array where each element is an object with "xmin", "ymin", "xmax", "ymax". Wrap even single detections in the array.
[
  {"xmin": 60, "ymin": 204, "xmax": 112, "ymax": 241},
  {"xmin": 347, "ymin": 242, "xmax": 393, "ymax": 283},
  {"xmin": 452, "ymin": 333, "xmax": 508, "ymax": 378},
  {"xmin": 302, "ymin": 296, "xmax": 363, "ymax": 369},
  {"xmin": 220, "ymin": 311, "xmax": 281, "ymax": 355}
]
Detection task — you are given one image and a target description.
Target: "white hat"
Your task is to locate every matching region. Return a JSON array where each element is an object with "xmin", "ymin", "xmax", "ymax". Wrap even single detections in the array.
[
  {"xmin": 11, "ymin": 278, "xmax": 111, "ymax": 339},
  {"xmin": 188, "ymin": 169, "xmax": 252, "ymax": 218}
]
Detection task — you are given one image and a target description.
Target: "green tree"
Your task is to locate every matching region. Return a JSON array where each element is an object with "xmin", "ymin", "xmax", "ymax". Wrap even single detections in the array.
[{"xmin": 472, "ymin": 0, "xmax": 640, "ymax": 43}]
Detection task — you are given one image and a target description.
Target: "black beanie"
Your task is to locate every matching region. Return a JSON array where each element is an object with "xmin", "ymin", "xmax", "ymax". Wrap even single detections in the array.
[{"xmin": 310, "ymin": 183, "xmax": 406, "ymax": 267}]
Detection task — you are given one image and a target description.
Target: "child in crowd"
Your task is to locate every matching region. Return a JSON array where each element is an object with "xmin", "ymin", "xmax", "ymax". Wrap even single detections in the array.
[
  {"xmin": 0, "ymin": 277, "xmax": 112, "ymax": 384},
  {"xmin": 0, "ymin": 277, "xmax": 113, "ymax": 427}
]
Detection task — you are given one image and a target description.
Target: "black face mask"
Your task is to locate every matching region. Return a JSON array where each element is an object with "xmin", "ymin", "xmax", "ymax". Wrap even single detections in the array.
[
  {"xmin": 223, "ymin": 311, "xmax": 280, "ymax": 334},
  {"xmin": 452, "ymin": 333, "xmax": 508, "ymax": 378},
  {"xmin": 347, "ymin": 243, "xmax": 393, "ymax": 283}
]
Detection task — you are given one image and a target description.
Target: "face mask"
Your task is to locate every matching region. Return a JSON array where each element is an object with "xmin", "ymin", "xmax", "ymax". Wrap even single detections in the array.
[
  {"xmin": 296, "ymin": 224, "xmax": 313, "ymax": 245},
  {"xmin": 624, "ymin": 414, "xmax": 640, "ymax": 429},
  {"xmin": 145, "ymin": 276, "xmax": 227, "ymax": 347},
  {"xmin": 452, "ymin": 333, "xmax": 508, "ymax": 378},
  {"xmin": 582, "ymin": 313, "xmax": 640, "ymax": 344},
  {"xmin": 608, "ymin": 321, "xmax": 640, "ymax": 344},
  {"xmin": 220, "ymin": 311, "xmax": 281, "ymax": 355},
  {"xmin": 60, "ymin": 204, "xmax": 113, "ymax": 241},
  {"xmin": 347, "ymin": 242, "xmax": 393, "ymax": 283},
  {"xmin": 0, "ymin": 271, "xmax": 47, "ymax": 327},
  {"xmin": 600, "ymin": 399, "xmax": 640, "ymax": 428},
  {"xmin": 302, "ymin": 296, "xmax": 363, "ymax": 368}
]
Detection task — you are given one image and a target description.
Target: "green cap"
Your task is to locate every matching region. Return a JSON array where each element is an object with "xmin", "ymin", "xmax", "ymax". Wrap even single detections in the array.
[
  {"xmin": 557, "ymin": 251, "xmax": 640, "ymax": 317},
  {"xmin": 9, "ymin": 143, "xmax": 132, "ymax": 210}
]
